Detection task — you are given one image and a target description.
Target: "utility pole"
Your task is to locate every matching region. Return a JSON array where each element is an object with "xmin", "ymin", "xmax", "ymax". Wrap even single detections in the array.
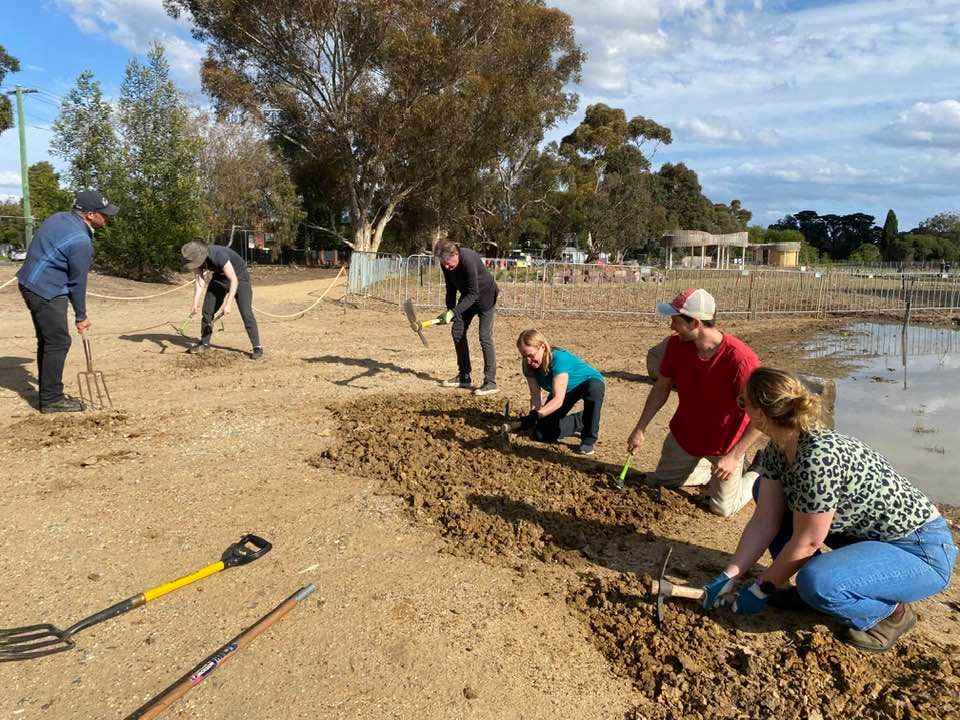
[{"xmin": 8, "ymin": 85, "xmax": 38, "ymax": 248}]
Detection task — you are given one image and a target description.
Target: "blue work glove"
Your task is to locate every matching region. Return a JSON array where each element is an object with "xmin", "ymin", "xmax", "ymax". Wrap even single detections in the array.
[
  {"xmin": 731, "ymin": 581, "xmax": 769, "ymax": 614},
  {"xmin": 702, "ymin": 571, "xmax": 736, "ymax": 609},
  {"xmin": 436, "ymin": 309, "xmax": 454, "ymax": 325}
]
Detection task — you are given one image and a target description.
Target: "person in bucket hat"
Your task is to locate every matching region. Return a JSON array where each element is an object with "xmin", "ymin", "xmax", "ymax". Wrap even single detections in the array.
[
  {"xmin": 627, "ymin": 288, "xmax": 762, "ymax": 517},
  {"xmin": 16, "ymin": 189, "xmax": 119, "ymax": 413},
  {"xmin": 181, "ymin": 239, "xmax": 263, "ymax": 359}
]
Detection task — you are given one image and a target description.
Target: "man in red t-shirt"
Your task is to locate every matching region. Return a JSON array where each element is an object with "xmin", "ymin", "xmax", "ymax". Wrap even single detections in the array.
[{"xmin": 627, "ymin": 288, "xmax": 762, "ymax": 517}]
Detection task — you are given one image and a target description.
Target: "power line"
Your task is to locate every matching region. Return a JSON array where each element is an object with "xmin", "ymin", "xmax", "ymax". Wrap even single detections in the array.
[{"xmin": 35, "ymin": 88, "xmax": 64, "ymax": 103}]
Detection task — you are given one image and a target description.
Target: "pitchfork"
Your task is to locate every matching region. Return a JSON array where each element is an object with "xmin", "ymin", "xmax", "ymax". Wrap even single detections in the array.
[
  {"xmin": 77, "ymin": 333, "xmax": 112, "ymax": 411},
  {"xmin": 0, "ymin": 534, "xmax": 271, "ymax": 662}
]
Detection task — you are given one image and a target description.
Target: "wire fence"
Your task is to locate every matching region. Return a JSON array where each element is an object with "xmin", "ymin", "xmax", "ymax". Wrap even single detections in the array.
[{"xmin": 343, "ymin": 253, "xmax": 960, "ymax": 319}]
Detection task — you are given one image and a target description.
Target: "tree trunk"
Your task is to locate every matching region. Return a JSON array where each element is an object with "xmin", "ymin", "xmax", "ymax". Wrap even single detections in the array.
[
  {"xmin": 351, "ymin": 199, "xmax": 399, "ymax": 254},
  {"xmin": 352, "ymin": 221, "xmax": 375, "ymax": 253},
  {"xmin": 429, "ymin": 226, "xmax": 448, "ymax": 253}
]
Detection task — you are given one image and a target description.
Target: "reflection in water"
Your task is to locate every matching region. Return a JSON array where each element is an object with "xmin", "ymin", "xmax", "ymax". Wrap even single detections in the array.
[
  {"xmin": 806, "ymin": 323, "xmax": 960, "ymax": 505},
  {"xmin": 806, "ymin": 322, "xmax": 960, "ymax": 359}
]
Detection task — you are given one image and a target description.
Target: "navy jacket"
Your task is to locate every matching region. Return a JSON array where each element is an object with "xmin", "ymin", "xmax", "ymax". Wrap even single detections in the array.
[{"xmin": 17, "ymin": 211, "xmax": 94, "ymax": 320}]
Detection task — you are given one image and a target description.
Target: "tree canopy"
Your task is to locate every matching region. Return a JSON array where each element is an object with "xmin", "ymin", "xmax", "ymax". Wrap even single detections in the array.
[
  {"xmin": 164, "ymin": 0, "xmax": 584, "ymax": 253},
  {"xmin": 50, "ymin": 71, "xmax": 118, "ymax": 191},
  {"xmin": 196, "ymin": 116, "xmax": 305, "ymax": 253},
  {"xmin": 0, "ymin": 45, "xmax": 20, "ymax": 133}
]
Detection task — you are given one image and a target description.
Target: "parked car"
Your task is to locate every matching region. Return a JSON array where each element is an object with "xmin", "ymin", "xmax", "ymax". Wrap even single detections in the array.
[{"xmin": 10, "ymin": 248, "xmax": 27, "ymax": 261}]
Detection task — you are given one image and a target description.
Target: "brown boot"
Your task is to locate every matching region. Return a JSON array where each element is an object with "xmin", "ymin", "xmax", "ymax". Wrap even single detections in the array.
[{"xmin": 844, "ymin": 603, "xmax": 916, "ymax": 653}]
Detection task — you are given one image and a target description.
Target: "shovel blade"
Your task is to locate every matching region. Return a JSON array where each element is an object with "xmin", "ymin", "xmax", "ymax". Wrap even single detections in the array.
[{"xmin": 0, "ymin": 623, "xmax": 76, "ymax": 662}]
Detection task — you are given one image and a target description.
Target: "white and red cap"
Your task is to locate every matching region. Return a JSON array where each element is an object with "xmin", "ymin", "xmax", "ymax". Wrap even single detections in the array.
[{"xmin": 656, "ymin": 288, "xmax": 716, "ymax": 321}]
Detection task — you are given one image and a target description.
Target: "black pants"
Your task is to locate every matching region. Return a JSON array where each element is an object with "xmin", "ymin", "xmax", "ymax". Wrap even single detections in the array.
[
  {"xmin": 529, "ymin": 378, "xmax": 605, "ymax": 446},
  {"xmin": 452, "ymin": 304, "xmax": 496, "ymax": 384},
  {"xmin": 201, "ymin": 280, "xmax": 260, "ymax": 348},
  {"xmin": 20, "ymin": 285, "xmax": 71, "ymax": 407}
]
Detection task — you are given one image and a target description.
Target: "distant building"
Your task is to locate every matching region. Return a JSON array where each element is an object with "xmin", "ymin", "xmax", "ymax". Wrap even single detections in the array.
[
  {"xmin": 748, "ymin": 242, "xmax": 800, "ymax": 267},
  {"xmin": 561, "ymin": 246, "xmax": 587, "ymax": 264},
  {"xmin": 661, "ymin": 230, "xmax": 748, "ymax": 269},
  {"xmin": 661, "ymin": 229, "xmax": 800, "ymax": 268}
]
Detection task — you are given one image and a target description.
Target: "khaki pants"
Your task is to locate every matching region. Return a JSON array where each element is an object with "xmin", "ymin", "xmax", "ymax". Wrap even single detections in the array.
[{"xmin": 651, "ymin": 433, "xmax": 754, "ymax": 517}]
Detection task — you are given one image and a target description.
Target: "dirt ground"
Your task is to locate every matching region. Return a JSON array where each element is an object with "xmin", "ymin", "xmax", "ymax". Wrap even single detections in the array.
[{"xmin": 0, "ymin": 262, "xmax": 957, "ymax": 720}]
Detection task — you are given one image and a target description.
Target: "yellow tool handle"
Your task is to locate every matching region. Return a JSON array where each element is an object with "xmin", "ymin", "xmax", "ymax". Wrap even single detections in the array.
[{"xmin": 143, "ymin": 560, "xmax": 225, "ymax": 603}]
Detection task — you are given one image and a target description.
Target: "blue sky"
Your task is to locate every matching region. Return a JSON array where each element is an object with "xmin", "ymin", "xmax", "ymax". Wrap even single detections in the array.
[{"xmin": 2, "ymin": 0, "xmax": 959, "ymax": 230}]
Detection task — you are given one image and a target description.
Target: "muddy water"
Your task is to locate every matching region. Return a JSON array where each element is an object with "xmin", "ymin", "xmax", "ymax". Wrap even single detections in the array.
[
  {"xmin": 322, "ymin": 394, "xmax": 959, "ymax": 720},
  {"xmin": 807, "ymin": 322, "xmax": 960, "ymax": 504}
]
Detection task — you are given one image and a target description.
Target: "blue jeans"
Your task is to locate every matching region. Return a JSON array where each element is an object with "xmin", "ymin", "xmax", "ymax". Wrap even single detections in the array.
[{"xmin": 752, "ymin": 481, "xmax": 958, "ymax": 630}]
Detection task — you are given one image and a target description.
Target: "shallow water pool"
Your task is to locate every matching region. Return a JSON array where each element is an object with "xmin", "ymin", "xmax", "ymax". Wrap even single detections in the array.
[{"xmin": 807, "ymin": 322, "xmax": 960, "ymax": 505}]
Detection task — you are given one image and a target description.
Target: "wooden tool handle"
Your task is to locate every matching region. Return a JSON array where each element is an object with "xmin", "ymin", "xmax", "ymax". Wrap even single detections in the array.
[{"xmin": 650, "ymin": 580, "xmax": 705, "ymax": 600}]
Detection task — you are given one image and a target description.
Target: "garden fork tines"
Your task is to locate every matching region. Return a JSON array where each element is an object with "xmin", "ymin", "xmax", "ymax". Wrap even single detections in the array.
[{"xmin": 77, "ymin": 333, "xmax": 113, "ymax": 411}]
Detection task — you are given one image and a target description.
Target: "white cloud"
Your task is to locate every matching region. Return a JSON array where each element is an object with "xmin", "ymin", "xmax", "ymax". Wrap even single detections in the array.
[
  {"xmin": 0, "ymin": 171, "xmax": 23, "ymax": 188},
  {"xmin": 54, "ymin": 0, "xmax": 203, "ymax": 93},
  {"xmin": 548, "ymin": 0, "xmax": 960, "ymax": 227},
  {"xmin": 673, "ymin": 115, "xmax": 783, "ymax": 147},
  {"xmin": 10, "ymin": 0, "xmax": 958, "ymax": 232},
  {"xmin": 0, "ymin": 125, "xmax": 56, "ymax": 198},
  {"xmin": 874, "ymin": 100, "xmax": 960, "ymax": 148}
]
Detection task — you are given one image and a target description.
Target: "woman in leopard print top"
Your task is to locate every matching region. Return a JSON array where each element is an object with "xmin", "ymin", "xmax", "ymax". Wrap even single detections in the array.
[{"xmin": 700, "ymin": 367, "xmax": 957, "ymax": 653}]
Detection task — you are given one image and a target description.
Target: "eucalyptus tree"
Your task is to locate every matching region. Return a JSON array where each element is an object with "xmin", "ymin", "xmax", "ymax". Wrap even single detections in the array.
[
  {"xmin": 0, "ymin": 46, "xmax": 19, "ymax": 133},
  {"xmin": 103, "ymin": 42, "xmax": 204, "ymax": 279},
  {"xmin": 163, "ymin": 0, "xmax": 583, "ymax": 253},
  {"xmin": 196, "ymin": 116, "xmax": 304, "ymax": 252},
  {"xmin": 50, "ymin": 70, "xmax": 118, "ymax": 191},
  {"xmin": 27, "ymin": 162, "xmax": 72, "ymax": 222},
  {"xmin": 558, "ymin": 103, "xmax": 673, "ymax": 260}
]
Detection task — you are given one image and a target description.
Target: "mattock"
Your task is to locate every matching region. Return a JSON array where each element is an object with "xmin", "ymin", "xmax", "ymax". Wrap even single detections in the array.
[
  {"xmin": 77, "ymin": 333, "xmax": 113, "ymax": 411},
  {"xmin": 402, "ymin": 298, "xmax": 441, "ymax": 347},
  {"xmin": 649, "ymin": 546, "xmax": 704, "ymax": 628}
]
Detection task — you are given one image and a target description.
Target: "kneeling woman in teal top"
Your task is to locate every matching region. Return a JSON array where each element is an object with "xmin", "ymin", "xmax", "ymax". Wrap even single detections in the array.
[{"xmin": 513, "ymin": 329, "xmax": 605, "ymax": 455}]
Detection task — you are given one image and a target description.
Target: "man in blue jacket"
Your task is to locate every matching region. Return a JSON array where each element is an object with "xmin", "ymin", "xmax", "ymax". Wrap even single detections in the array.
[{"xmin": 17, "ymin": 189, "xmax": 119, "ymax": 413}]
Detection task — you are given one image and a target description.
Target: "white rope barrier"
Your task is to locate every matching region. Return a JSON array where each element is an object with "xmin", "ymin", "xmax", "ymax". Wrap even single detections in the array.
[
  {"xmin": 252, "ymin": 266, "xmax": 345, "ymax": 319},
  {"xmin": 87, "ymin": 280, "xmax": 194, "ymax": 300}
]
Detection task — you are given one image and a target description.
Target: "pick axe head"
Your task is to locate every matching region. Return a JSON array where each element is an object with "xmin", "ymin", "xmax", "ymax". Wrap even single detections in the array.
[
  {"xmin": 403, "ymin": 299, "xmax": 428, "ymax": 347},
  {"xmin": 649, "ymin": 546, "xmax": 705, "ymax": 628},
  {"xmin": 655, "ymin": 546, "xmax": 673, "ymax": 628},
  {"xmin": 499, "ymin": 399, "xmax": 512, "ymax": 447}
]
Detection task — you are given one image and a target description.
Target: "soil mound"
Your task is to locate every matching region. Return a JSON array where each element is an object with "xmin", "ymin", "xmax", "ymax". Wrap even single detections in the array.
[
  {"xmin": 175, "ymin": 348, "xmax": 246, "ymax": 371},
  {"xmin": 5, "ymin": 410, "xmax": 130, "ymax": 449},
  {"xmin": 321, "ymin": 394, "xmax": 960, "ymax": 720}
]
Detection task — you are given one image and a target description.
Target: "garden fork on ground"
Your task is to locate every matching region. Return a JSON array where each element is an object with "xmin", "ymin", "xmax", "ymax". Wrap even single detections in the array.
[
  {"xmin": 77, "ymin": 333, "xmax": 113, "ymax": 411},
  {"xmin": 0, "ymin": 534, "xmax": 271, "ymax": 662}
]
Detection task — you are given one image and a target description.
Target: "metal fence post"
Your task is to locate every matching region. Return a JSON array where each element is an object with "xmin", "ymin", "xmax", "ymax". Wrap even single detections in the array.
[{"xmin": 816, "ymin": 272, "xmax": 826, "ymax": 318}]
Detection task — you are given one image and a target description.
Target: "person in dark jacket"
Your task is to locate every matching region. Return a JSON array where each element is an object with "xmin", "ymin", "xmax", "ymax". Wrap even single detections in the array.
[
  {"xmin": 181, "ymin": 239, "xmax": 263, "ymax": 359},
  {"xmin": 17, "ymin": 189, "xmax": 119, "ymax": 413},
  {"xmin": 434, "ymin": 240, "xmax": 499, "ymax": 396}
]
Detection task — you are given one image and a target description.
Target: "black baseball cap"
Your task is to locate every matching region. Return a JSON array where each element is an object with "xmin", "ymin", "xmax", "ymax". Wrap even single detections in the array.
[{"xmin": 73, "ymin": 190, "xmax": 120, "ymax": 217}]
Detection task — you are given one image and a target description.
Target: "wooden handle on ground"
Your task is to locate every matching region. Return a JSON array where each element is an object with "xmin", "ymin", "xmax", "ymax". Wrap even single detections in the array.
[{"xmin": 650, "ymin": 580, "xmax": 705, "ymax": 600}]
